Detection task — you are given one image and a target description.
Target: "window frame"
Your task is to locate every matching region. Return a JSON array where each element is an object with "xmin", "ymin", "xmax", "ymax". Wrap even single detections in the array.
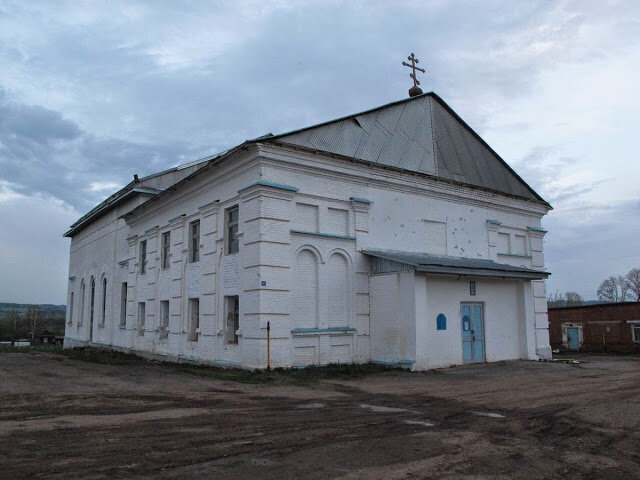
[
  {"xmin": 139, "ymin": 240, "xmax": 147, "ymax": 274},
  {"xmin": 89, "ymin": 278, "xmax": 96, "ymax": 326},
  {"xmin": 187, "ymin": 298, "xmax": 200, "ymax": 341},
  {"xmin": 225, "ymin": 206, "xmax": 239, "ymax": 255},
  {"xmin": 120, "ymin": 282, "xmax": 128, "ymax": 328},
  {"xmin": 137, "ymin": 302, "xmax": 146, "ymax": 336},
  {"xmin": 189, "ymin": 220, "xmax": 200, "ymax": 263},
  {"xmin": 632, "ymin": 324, "xmax": 640, "ymax": 343},
  {"xmin": 161, "ymin": 231, "xmax": 171, "ymax": 270},
  {"xmin": 159, "ymin": 300, "xmax": 170, "ymax": 340},
  {"xmin": 68, "ymin": 292, "xmax": 74, "ymax": 325},
  {"xmin": 101, "ymin": 277, "xmax": 107, "ymax": 326},
  {"xmin": 224, "ymin": 295, "xmax": 240, "ymax": 344}
]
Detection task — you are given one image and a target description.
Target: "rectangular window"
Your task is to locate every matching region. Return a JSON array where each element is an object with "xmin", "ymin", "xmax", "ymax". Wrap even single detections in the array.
[
  {"xmin": 497, "ymin": 232, "xmax": 510, "ymax": 254},
  {"xmin": 190, "ymin": 221, "xmax": 200, "ymax": 263},
  {"xmin": 120, "ymin": 283, "xmax": 127, "ymax": 327},
  {"xmin": 161, "ymin": 231, "xmax": 171, "ymax": 269},
  {"xmin": 225, "ymin": 295, "xmax": 239, "ymax": 344},
  {"xmin": 139, "ymin": 240, "xmax": 147, "ymax": 274},
  {"xmin": 137, "ymin": 302, "xmax": 146, "ymax": 336},
  {"xmin": 226, "ymin": 206, "xmax": 239, "ymax": 254},
  {"xmin": 633, "ymin": 325, "xmax": 640, "ymax": 343},
  {"xmin": 513, "ymin": 234, "xmax": 527, "ymax": 256},
  {"xmin": 160, "ymin": 300, "xmax": 169, "ymax": 340},
  {"xmin": 68, "ymin": 292, "xmax": 74, "ymax": 325},
  {"xmin": 188, "ymin": 298, "xmax": 200, "ymax": 341}
]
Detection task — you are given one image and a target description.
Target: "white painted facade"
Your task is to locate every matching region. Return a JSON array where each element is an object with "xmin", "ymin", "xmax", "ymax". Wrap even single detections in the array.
[{"xmin": 64, "ymin": 96, "xmax": 552, "ymax": 370}]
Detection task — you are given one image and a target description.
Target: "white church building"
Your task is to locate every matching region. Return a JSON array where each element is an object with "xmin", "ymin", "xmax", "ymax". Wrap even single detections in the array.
[{"xmin": 64, "ymin": 92, "xmax": 552, "ymax": 370}]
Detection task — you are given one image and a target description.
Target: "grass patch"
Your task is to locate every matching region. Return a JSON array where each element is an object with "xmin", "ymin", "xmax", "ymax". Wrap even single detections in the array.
[
  {"xmin": 2, "ymin": 345, "xmax": 403, "ymax": 383},
  {"xmin": 59, "ymin": 347, "xmax": 148, "ymax": 365},
  {"xmin": 0, "ymin": 345, "xmax": 64, "ymax": 354}
]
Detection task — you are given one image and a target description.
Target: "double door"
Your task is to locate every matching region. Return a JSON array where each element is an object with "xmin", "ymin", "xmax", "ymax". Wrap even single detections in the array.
[{"xmin": 461, "ymin": 303, "xmax": 485, "ymax": 363}]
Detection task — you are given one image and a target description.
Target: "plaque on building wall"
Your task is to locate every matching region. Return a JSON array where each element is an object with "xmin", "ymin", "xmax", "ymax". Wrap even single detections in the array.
[{"xmin": 437, "ymin": 313, "xmax": 447, "ymax": 330}]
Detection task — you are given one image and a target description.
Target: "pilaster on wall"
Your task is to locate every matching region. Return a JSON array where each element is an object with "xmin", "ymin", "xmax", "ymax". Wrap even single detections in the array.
[
  {"xmin": 238, "ymin": 182, "xmax": 297, "ymax": 368},
  {"xmin": 351, "ymin": 197, "xmax": 373, "ymax": 363},
  {"xmin": 528, "ymin": 227, "xmax": 551, "ymax": 359}
]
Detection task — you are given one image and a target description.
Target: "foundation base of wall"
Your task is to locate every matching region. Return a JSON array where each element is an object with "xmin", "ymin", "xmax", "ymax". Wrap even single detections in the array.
[{"xmin": 536, "ymin": 346, "xmax": 552, "ymax": 360}]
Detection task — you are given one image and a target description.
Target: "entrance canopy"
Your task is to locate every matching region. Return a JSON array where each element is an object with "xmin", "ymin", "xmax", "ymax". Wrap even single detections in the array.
[{"xmin": 363, "ymin": 249, "xmax": 550, "ymax": 280}]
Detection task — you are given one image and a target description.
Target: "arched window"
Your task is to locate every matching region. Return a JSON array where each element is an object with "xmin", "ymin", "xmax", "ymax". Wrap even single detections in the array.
[
  {"xmin": 293, "ymin": 249, "xmax": 319, "ymax": 329},
  {"xmin": 326, "ymin": 253, "xmax": 349, "ymax": 328},
  {"xmin": 101, "ymin": 278, "xmax": 107, "ymax": 325},
  {"xmin": 90, "ymin": 277, "xmax": 96, "ymax": 326},
  {"xmin": 68, "ymin": 292, "xmax": 74, "ymax": 325},
  {"xmin": 79, "ymin": 281, "xmax": 85, "ymax": 325}
]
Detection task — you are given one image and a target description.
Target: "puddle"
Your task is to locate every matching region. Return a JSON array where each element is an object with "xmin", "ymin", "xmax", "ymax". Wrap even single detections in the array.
[
  {"xmin": 469, "ymin": 411, "xmax": 505, "ymax": 418},
  {"xmin": 360, "ymin": 404, "xmax": 421, "ymax": 414},
  {"xmin": 296, "ymin": 402, "xmax": 326, "ymax": 409},
  {"xmin": 403, "ymin": 419, "xmax": 435, "ymax": 427}
]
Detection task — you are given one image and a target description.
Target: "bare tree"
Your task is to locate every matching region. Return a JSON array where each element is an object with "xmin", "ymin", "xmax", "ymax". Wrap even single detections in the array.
[
  {"xmin": 626, "ymin": 268, "xmax": 640, "ymax": 302},
  {"xmin": 618, "ymin": 275, "xmax": 631, "ymax": 302},
  {"xmin": 547, "ymin": 291, "xmax": 564, "ymax": 308},
  {"xmin": 564, "ymin": 291, "xmax": 583, "ymax": 307},
  {"xmin": 597, "ymin": 276, "xmax": 630, "ymax": 303},
  {"xmin": 25, "ymin": 306, "xmax": 40, "ymax": 340}
]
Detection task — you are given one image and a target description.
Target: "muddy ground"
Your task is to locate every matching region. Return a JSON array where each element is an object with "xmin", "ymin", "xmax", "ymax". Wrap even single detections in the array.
[{"xmin": 0, "ymin": 352, "xmax": 639, "ymax": 479}]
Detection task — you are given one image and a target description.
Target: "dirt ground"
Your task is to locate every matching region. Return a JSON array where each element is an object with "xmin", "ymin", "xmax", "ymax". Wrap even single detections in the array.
[{"xmin": 0, "ymin": 352, "xmax": 639, "ymax": 480}]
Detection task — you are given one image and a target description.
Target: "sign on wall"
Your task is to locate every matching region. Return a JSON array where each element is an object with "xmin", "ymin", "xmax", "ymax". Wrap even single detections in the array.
[{"xmin": 437, "ymin": 313, "xmax": 447, "ymax": 330}]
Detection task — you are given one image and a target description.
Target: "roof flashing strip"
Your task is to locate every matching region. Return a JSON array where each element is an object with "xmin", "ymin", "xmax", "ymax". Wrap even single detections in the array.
[{"xmin": 238, "ymin": 180, "xmax": 299, "ymax": 193}]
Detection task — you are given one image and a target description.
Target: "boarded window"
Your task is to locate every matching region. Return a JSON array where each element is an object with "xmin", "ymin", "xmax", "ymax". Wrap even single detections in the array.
[
  {"xmin": 293, "ymin": 250, "xmax": 319, "ymax": 328},
  {"xmin": 225, "ymin": 296, "xmax": 239, "ymax": 344},
  {"xmin": 68, "ymin": 292, "xmax": 74, "ymax": 325},
  {"xmin": 513, "ymin": 234, "xmax": 527, "ymax": 256},
  {"xmin": 101, "ymin": 278, "xmax": 107, "ymax": 325},
  {"xmin": 295, "ymin": 203, "xmax": 319, "ymax": 232},
  {"xmin": 161, "ymin": 231, "xmax": 171, "ymax": 269},
  {"xmin": 190, "ymin": 221, "xmax": 200, "ymax": 263},
  {"xmin": 79, "ymin": 282, "xmax": 85, "ymax": 325},
  {"xmin": 139, "ymin": 240, "xmax": 147, "ymax": 274},
  {"xmin": 226, "ymin": 206, "xmax": 239, "ymax": 254},
  {"xmin": 327, "ymin": 253, "xmax": 349, "ymax": 327},
  {"xmin": 160, "ymin": 300, "xmax": 169, "ymax": 339},
  {"xmin": 497, "ymin": 232, "xmax": 510, "ymax": 254},
  {"xmin": 188, "ymin": 298, "xmax": 199, "ymax": 341},
  {"xmin": 120, "ymin": 283, "xmax": 127, "ymax": 327},
  {"xmin": 137, "ymin": 302, "xmax": 145, "ymax": 336},
  {"xmin": 89, "ymin": 278, "xmax": 96, "ymax": 326},
  {"xmin": 424, "ymin": 220, "xmax": 447, "ymax": 255},
  {"xmin": 326, "ymin": 208, "xmax": 349, "ymax": 236}
]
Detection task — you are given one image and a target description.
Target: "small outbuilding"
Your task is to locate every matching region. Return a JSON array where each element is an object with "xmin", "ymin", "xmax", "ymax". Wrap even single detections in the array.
[{"xmin": 548, "ymin": 303, "xmax": 640, "ymax": 353}]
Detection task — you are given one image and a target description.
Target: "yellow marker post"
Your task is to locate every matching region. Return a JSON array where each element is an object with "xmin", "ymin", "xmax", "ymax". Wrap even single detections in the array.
[{"xmin": 267, "ymin": 321, "xmax": 271, "ymax": 371}]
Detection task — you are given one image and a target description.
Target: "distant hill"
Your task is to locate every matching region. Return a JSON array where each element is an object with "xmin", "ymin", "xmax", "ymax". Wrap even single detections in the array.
[
  {"xmin": 0, "ymin": 303, "xmax": 66, "ymax": 317},
  {"xmin": 0, "ymin": 303, "xmax": 66, "ymax": 339}
]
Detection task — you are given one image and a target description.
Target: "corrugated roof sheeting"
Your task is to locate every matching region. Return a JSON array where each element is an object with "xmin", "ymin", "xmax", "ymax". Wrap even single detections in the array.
[
  {"xmin": 276, "ymin": 94, "xmax": 541, "ymax": 203},
  {"xmin": 430, "ymin": 99, "xmax": 536, "ymax": 200},
  {"xmin": 278, "ymin": 96, "xmax": 437, "ymax": 176}
]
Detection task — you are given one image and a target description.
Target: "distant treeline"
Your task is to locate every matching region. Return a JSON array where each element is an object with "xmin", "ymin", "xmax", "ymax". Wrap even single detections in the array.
[{"xmin": 0, "ymin": 303, "xmax": 66, "ymax": 341}]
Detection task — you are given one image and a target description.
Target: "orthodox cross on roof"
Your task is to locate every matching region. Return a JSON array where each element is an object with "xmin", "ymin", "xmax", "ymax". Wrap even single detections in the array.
[{"xmin": 402, "ymin": 53, "xmax": 426, "ymax": 97}]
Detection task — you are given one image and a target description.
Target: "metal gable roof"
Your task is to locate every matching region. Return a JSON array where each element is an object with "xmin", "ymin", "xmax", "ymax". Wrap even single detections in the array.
[
  {"xmin": 269, "ymin": 93, "xmax": 547, "ymax": 205},
  {"xmin": 364, "ymin": 249, "xmax": 550, "ymax": 280}
]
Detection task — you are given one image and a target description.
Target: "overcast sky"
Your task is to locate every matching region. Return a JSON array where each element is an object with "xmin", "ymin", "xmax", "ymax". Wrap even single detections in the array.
[{"xmin": 1, "ymin": 0, "xmax": 638, "ymax": 304}]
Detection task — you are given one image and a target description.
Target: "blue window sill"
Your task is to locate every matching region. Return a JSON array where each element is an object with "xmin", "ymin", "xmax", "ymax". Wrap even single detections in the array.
[
  {"xmin": 291, "ymin": 327, "xmax": 356, "ymax": 334},
  {"xmin": 290, "ymin": 230, "xmax": 356, "ymax": 240}
]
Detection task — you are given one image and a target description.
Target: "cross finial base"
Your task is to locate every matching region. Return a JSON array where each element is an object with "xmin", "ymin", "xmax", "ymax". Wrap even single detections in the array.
[{"xmin": 409, "ymin": 85, "xmax": 424, "ymax": 97}]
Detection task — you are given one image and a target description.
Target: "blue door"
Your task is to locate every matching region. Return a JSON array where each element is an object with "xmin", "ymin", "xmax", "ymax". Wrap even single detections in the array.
[
  {"xmin": 567, "ymin": 327, "xmax": 580, "ymax": 350},
  {"xmin": 462, "ymin": 304, "xmax": 485, "ymax": 363}
]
